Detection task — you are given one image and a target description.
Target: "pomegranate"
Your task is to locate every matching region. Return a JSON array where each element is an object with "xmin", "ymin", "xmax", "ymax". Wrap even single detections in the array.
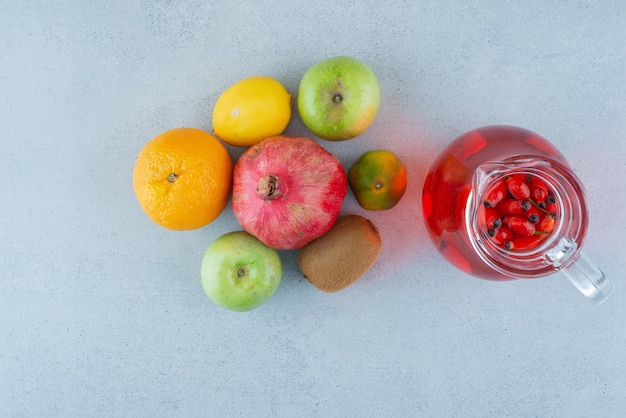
[{"xmin": 232, "ymin": 136, "xmax": 347, "ymax": 250}]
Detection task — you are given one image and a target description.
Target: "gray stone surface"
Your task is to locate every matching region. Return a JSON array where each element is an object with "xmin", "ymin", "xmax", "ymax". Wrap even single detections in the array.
[{"xmin": 2, "ymin": 1, "xmax": 625, "ymax": 417}]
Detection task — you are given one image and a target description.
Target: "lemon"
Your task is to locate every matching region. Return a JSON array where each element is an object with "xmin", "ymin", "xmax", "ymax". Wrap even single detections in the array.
[
  {"xmin": 348, "ymin": 150, "xmax": 408, "ymax": 211},
  {"xmin": 212, "ymin": 76, "xmax": 292, "ymax": 147}
]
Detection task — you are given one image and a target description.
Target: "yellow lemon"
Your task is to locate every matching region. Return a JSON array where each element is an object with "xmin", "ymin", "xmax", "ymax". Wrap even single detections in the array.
[{"xmin": 212, "ymin": 76, "xmax": 292, "ymax": 147}]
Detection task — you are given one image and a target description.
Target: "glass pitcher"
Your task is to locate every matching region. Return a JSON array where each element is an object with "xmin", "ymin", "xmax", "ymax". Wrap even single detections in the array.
[{"xmin": 422, "ymin": 125, "xmax": 612, "ymax": 303}]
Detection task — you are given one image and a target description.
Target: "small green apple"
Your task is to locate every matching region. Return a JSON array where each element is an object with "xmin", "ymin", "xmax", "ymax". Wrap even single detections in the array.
[
  {"xmin": 201, "ymin": 231, "xmax": 282, "ymax": 312},
  {"xmin": 297, "ymin": 56, "xmax": 380, "ymax": 141}
]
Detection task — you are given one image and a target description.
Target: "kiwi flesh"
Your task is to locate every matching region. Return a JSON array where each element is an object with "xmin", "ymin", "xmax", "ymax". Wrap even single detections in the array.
[{"xmin": 298, "ymin": 214, "xmax": 382, "ymax": 292}]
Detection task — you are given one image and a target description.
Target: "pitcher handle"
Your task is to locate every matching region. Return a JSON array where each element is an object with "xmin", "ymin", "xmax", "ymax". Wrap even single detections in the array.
[{"xmin": 561, "ymin": 251, "xmax": 613, "ymax": 304}]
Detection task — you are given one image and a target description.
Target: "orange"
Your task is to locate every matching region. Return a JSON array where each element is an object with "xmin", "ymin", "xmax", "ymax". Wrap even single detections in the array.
[
  {"xmin": 133, "ymin": 127, "xmax": 233, "ymax": 230},
  {"xmin": 348, "ymin": 150, "xmax": 407, "ymax": 211}
]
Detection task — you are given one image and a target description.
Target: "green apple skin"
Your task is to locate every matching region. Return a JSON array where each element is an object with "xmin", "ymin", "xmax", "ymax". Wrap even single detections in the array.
[
  {"xmin": 297, "ymin": 56, "xmax": 380, "ymax": 141},
  {"xmin": 201, "ymin": 231, "xmax": 282, "ymax": 312}
]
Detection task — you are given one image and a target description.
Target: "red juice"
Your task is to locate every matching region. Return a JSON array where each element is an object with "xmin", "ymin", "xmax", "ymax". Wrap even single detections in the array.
[{"xmin": 422, "ymin": 125, "xmax": 589, "ymax": 280}]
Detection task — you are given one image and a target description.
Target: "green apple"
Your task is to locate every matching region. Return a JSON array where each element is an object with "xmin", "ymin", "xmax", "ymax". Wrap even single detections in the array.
[
  {"xmin": 201, "ymin": 231, "xmax": 282, "ymax": 312},
  {"xmin": 297, "ymin": 56, "xmax": 380, "ymax": 141}
]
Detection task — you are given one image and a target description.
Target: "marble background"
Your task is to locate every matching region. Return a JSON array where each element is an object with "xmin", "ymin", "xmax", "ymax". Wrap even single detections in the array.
[{"xmin": 2, "ymin": 1, "xmax": 625, "ymax": 417}]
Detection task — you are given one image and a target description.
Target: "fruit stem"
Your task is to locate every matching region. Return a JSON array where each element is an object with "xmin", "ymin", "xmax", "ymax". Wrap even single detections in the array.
[
  {"xmin": 257, "ymin": 174, "xmax": 284, "ymax": 201},
  {"xmin": 167, "ymin": 173, "xmax": 178, "ymax": 182},
  {"xmin": 529, "ymin": 198, "xmax": 556, "ymax": 217},
  {"xmin": 333, "ymin": 93, "xmax": 343, "ymax": 103}
]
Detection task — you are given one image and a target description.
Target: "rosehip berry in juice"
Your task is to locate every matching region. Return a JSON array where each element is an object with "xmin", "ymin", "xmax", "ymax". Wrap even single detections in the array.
[
  {"xmin": 499, "ymin": 198, "xmax": 530, "ymax": 216},
  {"xmin": 491, "ymin": 226, "xmax": 514, "ymax": 246},
  {"xmin": 484, "ymin": 206, "xmax": 503, "ymax": 230},
  {"xmin": 505, "ymin": 234, "xmax": 547, "ymax": 251},
  {"xmin": 504, "ymin": 216, "xmax": 536, "ymax": 237},
  {"xmin": 483, "ymin": 179, "xmax": 508, "ymax": 208},
  {"xmin": 506, "ymin": 175, "xmax": 531, "ymax": 200},
  {"xmin": 530, "ymin": 177, "xmax": 549, "ymax": 203},
  {"xmin": 537, "ymin": 212, "xmax": 556, "ymax": 233}
]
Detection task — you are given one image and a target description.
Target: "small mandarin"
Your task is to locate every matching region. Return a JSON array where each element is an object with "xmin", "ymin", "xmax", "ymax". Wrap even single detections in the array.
[{"xmin": 348, "ymin": 149, "xmax": 407, "ymax": 210}]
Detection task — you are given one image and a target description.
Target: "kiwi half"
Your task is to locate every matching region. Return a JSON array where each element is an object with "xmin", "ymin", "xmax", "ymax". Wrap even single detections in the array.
[{"xmin": 298, "ymin": 214, "xmax": 382, "ymax": 292}]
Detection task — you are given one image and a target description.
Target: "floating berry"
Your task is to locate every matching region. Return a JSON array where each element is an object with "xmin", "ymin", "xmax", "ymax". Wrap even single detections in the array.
[
  {"xmin": 499, "ymin": 198, "xmax": 530, "ymax": 216},
  {"xmin": 537, "ymin": 212, "xmax": 556, "ymax": 233},
  {"xmin": 484, "ymin": 206, "xmax": 503, "ymax": 230},
  {"xmin": 491, "ymin": 226, "xmax": 514, "ymax": 245},
  {"xmin": 483, "ymin": 179, "xmax": 508, "ymax": 208},
  {"xmin": 504, "ymin": 216, "xmax": 536, "ymax": 237},
  {"xmin": 530, "ymin": 177, "xmax": 549, "ymax": 203},
  {"xmin": 506, "ymin": 175, "xmax": 531, "ymax": 200},
  {"xmin": 505, "ymin": 234, "xmax": 547, "ymax": 251}
]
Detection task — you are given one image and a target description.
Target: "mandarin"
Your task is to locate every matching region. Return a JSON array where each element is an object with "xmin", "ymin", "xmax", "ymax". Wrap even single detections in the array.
[
  {"xmin": 348, "ymin": 149, "xmax": 407, "ymax": 211},
  {"xmin": 133, "ymin": 127, "xmax": 233, "ymax": 230}
]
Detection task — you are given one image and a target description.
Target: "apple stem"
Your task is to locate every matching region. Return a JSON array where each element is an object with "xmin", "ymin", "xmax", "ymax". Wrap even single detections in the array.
[
  {"xmin": 333, "ymin": 93, "xmax": 343, "ymax": 103},
  {"xmin": 257, "ymin": 174, "xmax": 284, "ymax": 201}
]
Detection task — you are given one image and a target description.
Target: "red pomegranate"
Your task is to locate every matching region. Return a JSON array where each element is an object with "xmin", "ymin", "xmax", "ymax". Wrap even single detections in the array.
[{"xmin": 232, "ymin": 136, "xmax": 347, "ymax": 250}]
